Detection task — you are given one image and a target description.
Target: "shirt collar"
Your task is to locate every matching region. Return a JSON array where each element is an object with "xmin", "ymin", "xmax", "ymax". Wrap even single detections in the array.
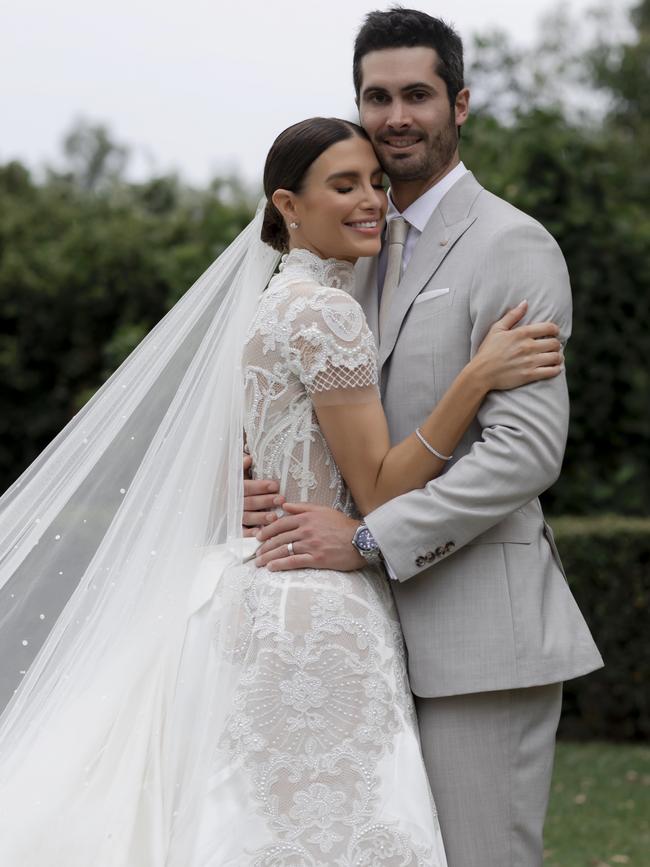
[{"xmin": 386, "ymin": 161, "xmax": 468, "ymax": 232}]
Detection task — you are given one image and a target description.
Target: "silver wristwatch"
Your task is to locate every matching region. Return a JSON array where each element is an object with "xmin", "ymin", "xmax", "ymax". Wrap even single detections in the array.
[{"xmin": 351, "ymin": 523, "xmax": 384, "ymax": 566}]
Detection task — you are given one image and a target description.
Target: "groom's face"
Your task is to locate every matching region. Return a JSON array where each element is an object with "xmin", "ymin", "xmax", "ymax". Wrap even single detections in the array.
[{"xmin": 358, "ymin": 46, "xmax": 468, "ymax": 184}]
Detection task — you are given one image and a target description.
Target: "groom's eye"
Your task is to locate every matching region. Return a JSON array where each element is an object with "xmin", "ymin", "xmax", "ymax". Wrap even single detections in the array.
[{"xmin": 336, "ymin": 187, "xmax": 354, "ymax": 194}]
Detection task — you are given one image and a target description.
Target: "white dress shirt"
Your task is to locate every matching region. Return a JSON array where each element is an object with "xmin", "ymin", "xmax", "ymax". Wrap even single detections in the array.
[
  {"xmin": 374, "ymin": 161, "xmax": 468, "ymax": 578},
  {"xmin": 378, "ymin": 161, "xmax": 468, "ymax": 291}
]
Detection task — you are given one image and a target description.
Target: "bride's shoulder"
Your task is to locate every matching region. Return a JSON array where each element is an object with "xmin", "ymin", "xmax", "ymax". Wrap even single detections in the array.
[
  {"xmin": 252, "ymin": 275, "xmax": 370, "ymax": 349},
  {"xmin": 267, "ymin": 249, "xmax": 358, "ymax": 302},
  {"xmin": 252, "ymin": 249, "xmax": 369, "ymax": 341},
  {"xmin": 264, "ymin": 272, "xmax": 361, "ymax": 314},
  {"xmin": 265, "ymin": 276, "xmax": 365, "ymax": 325},
  {"xmin": 267, "ymin": 276, "xmax": 354, "ymax": 303}
]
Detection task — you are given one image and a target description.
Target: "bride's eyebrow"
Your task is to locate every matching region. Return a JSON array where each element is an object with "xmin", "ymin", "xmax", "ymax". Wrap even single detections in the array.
[
  {"xmin": 325, "ymin": 171, "xmax": 361, "ymax": 182},
  {"xmin": 325, "ymin": 169, "xmax": 383, "ymax": 183}
]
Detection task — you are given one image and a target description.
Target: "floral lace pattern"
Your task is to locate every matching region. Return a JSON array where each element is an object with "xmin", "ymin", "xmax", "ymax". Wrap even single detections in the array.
[
  {"xmin": 242, "ymin": 248, "xmax": 379, "ymax": 510},
  {"xmin": 211, "ymin": 248, "xmax": 446, "ymax": 865},
  {"xmin": 214, "ymin": 563, "xmax": 441, "ymax": 865}
]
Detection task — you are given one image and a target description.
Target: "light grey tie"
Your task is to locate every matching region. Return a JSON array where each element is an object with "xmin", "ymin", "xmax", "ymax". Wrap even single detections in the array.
[{"xmin": 379, "ymin": 216, "xmax": 409, "ymax": 340}]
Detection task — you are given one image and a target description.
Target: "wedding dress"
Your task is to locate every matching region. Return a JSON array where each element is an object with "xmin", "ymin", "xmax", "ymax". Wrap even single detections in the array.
[
  {"xmin": 184, "ymin": 248, "xmax": 447, "ymax": 865},
  {"xmin": 0, "ymin": 237, "xmax": 446, "ymax": 865}
]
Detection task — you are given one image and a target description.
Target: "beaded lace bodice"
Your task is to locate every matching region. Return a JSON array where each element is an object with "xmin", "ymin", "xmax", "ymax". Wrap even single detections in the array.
[{"xmin": 243, "ymin": 248, "xmax": 379, "ymax": 516}]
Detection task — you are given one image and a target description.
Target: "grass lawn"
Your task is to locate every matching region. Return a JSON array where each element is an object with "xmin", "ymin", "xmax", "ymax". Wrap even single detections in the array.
[{"xmin": 544, "ymin": 741, "xmax": 650, "ymax": 866}]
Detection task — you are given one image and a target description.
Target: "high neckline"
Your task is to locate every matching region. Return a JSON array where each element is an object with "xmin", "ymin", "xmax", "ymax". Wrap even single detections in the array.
[{"xmin": 279, "ymin": 248, "xmax": 356, "ymax": 292}]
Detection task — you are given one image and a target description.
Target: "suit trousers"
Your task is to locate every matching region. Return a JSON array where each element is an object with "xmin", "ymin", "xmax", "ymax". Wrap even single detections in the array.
[{"xmin": 415, "ymin": 683, "xmax": 563, "ymax": 867}]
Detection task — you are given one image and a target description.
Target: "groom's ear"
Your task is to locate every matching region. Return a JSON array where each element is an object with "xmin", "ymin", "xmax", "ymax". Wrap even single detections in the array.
[
  {"xmin": 271, "ymin": 189, "xmax": 298, "ymax": 224},
  {"xmin": 455, "ymin": 87, "xmax": 470, "ymax": 129}
]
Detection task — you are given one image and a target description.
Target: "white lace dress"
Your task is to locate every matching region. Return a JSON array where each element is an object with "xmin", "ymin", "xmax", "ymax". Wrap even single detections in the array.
[{"xmin": 190, "ymin": 249, "xmax": 447, "ymax": 865}]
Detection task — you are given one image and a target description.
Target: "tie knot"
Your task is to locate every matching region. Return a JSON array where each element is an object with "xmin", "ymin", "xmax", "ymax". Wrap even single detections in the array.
[{"xmin": 387, "ymin": 216, "xmax": 409, "ymax": 246}]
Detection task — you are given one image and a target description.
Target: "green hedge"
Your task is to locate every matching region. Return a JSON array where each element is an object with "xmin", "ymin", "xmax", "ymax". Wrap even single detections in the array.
[{"xmin": 552, "ymin": 516, "xmax": 650, "ymax": 741}]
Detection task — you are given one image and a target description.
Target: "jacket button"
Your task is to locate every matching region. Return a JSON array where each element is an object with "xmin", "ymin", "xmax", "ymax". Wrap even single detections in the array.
[{"xmin": 415, "ymin": 556, "xmax": 425, "ymax": 568}]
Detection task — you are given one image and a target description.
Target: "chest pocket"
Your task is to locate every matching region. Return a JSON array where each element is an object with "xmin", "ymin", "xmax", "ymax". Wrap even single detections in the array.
[
  {"xmin": 396, "ymin": 285, "xmax": 468, "ymax": 401},
  {"xmin": 408, "ymin": 286, "xmax": 456, "ymax": 323},
  {"xmin": 401, "ymin": 287, "xmax": 457, "ymax": 343},
  {"xmin": 413, "ymin": 286, "xmax": 451, "ymax": 306}
]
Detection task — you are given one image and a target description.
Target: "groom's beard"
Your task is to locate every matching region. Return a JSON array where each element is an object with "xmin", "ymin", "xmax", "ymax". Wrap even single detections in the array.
[{"xmin": 373, "ymin": 114, "xmax": 458, "ymax": 183}]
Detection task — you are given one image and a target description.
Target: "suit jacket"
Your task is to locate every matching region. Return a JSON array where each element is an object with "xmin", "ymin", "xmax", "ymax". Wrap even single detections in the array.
[{"xmin": 357, "ymin": 172, "xmax": 603, "ymax": 697}]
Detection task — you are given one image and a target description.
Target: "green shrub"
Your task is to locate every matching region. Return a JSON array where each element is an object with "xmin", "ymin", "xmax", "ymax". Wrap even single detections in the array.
[
  {"xmin": 463, "ymin": 109, "xmax": 650, "ymax": 517},
  {"xmin": 0, "ymin": 154, "xmax": 254, "ymax": 494},
  {"xmin": 552, "ymin": 516, "xmax": 650, "ymax": 741}
]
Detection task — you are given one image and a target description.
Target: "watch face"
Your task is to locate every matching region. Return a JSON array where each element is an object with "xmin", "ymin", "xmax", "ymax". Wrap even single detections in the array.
[{"xmin": 357, "ymin": 527, "xmax": 376, "ymax": 551}]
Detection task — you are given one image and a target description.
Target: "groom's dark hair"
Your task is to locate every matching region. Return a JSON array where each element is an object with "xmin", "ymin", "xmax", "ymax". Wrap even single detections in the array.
[{"xmin": 353, "ymin": 7, "xmax": 464, "ymax": 109}]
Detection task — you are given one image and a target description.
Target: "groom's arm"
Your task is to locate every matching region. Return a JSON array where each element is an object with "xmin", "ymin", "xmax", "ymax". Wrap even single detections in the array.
[{"xmin": 364, "ymin": 219, "xmax": 571, "ymax": 581}]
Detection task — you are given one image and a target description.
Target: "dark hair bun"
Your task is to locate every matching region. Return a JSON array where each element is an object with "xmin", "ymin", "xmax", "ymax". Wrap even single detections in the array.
[{"xmin": 261, "ymin": 200, "xmax": 289, "ymax": 253}]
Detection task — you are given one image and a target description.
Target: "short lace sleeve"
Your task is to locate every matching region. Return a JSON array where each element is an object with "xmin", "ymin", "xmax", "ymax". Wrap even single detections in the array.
[{"xmin": 285, "ymin": 284, "xmax": 379, "ymax": 407}]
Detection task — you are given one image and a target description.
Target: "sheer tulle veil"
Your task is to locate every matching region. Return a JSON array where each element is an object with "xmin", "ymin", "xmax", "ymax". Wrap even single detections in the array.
[{"xmin": 0, "ymin": 206, "xmax": 280, "ymax": 860}]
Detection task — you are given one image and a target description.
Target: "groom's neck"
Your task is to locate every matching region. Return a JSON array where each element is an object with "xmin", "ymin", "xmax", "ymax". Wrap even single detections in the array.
[{"xmin": 389, "ymin": 153, "xmax": 461, "ymax": 213}]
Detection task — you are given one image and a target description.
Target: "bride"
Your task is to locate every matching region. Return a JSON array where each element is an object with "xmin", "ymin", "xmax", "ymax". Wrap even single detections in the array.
[{"xmin": 0, "ymin": 117, "xmax": 563, "ymax": 865}]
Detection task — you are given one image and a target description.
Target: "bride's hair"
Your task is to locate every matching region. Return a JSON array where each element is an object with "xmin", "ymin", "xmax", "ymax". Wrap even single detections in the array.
[{"xmin": 262, "ymin": 117, "xmax": 369, "ymax": 252}]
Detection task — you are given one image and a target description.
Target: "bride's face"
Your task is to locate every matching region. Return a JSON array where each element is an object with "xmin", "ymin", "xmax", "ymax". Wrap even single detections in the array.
[{"xmin": 275, "ymin": 136, "xmax": 387, "ymax": 264}]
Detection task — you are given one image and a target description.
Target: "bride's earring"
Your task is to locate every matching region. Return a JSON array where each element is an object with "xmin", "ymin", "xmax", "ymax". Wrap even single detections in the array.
[{"xmin": 289, "ymin": 221, "xmax": 300, "ymax": 229}]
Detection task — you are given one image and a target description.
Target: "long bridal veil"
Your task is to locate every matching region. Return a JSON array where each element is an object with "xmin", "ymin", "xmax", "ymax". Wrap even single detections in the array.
[{"xmin": 0, "ymin": 207, "xmax": 280, "ymax": 863}]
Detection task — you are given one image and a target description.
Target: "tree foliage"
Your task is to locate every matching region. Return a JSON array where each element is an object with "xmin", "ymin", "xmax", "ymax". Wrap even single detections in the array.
[
  {"xmin": 462, "ymin": 1, "xmax": 649, "ymax": 514},
  {"xmin": 552, "ymin": 516, "xmax": 650, "ymax": 740},
  {"xmin": 0, "ymin": 131, "xmax": 253, "ymax": 491}
]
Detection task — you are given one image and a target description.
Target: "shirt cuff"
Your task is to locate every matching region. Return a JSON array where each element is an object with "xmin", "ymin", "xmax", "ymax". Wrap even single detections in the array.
[{"xmin": 382, "ymin": 552, "xmax": 399, "ymax": 581}]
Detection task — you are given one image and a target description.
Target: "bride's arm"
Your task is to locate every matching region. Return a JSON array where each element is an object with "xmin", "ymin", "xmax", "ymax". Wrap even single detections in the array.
[{"xmin": 315, "ymin": 303, "xmax": 562, "ymax": 515}]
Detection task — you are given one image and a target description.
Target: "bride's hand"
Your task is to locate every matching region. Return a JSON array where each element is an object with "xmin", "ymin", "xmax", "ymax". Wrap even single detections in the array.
[{"xmin": 471, "ymin": 301, "xmax": 564, "ymax": 391}]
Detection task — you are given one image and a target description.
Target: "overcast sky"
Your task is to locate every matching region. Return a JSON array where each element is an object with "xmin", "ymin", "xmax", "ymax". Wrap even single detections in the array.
[{"xmin": 0, "ymin": 0, "xmax": 630, "ymax": 185}]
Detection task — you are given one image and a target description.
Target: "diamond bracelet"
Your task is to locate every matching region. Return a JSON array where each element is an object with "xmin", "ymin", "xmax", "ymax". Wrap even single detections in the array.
[{"xmin": 415, "ymin": 427, "xmax": 453, "ymax": 462}]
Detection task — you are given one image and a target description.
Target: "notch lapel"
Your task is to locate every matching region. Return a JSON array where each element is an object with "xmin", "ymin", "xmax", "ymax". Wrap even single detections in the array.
[{"xmin": 377, "ymin": 172, "xmax": 483, "ymax": 372}]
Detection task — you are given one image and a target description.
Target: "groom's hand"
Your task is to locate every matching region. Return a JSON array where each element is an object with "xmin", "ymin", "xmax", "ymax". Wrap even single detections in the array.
[
  {"xmin": 242, "ymin": 454, "xmax": 285, "ymax": 538},
  {"xmin": 254, "ymin": 502, "xmax": 365, "ymax": 572}
]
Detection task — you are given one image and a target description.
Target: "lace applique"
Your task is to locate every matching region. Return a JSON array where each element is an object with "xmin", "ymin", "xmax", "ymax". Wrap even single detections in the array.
[
  {"xmin": 278, "ymin": 248, "xmax": 355, "ymax": 292},
  {"xmin": 216, "ymin": 566, "xmax": 435, "ymax": 866},
  {"xmin": 321, "ymin": 295, "xmax": 364, "ymax": 342},
  {"xmin": 286, "ymin": 289, "xmax": 377, "ymax": 395},
  {"xmin": 242, "ymin": 248, "xmax": 379, "ymax": 511}
]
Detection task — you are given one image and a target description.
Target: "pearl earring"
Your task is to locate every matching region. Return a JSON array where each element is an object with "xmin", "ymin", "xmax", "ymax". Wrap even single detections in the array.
[{"xmin": 289, "ymin": 221, "xmax": 299, "ymax": 229}]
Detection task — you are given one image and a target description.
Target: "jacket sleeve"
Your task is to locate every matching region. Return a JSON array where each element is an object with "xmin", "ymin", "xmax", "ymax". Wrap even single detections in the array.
[{"xmin": 365, "ymin": 219, "xmax": 572, "ymax": 582}]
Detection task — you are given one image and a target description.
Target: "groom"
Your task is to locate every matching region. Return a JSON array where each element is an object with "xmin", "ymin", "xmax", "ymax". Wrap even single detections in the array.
[{"xmin": 246, "ymin": 8, "xmax": 603, "ymax": 866}]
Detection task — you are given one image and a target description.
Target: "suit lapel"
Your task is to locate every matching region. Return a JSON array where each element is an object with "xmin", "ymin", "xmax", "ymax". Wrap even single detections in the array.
[{"xmin": 378, "ymin": 172, "xmax": 483, "ymax": 372}]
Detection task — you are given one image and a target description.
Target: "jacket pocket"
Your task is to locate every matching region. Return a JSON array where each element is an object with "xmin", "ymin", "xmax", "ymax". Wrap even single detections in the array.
[
  {"xmin": 413, "ymin": 287, "xmax": 451, "ymax": 305},
  {"xmin": 408, "ymin": 286, "xmax": 456, "ymax": 317},
  {"xmin": 467, "ymin": 514, "xmax": 536, "ymax": 546},
  {"xmin": 543, "ymin": 521, "xmax": 568, "ymax": 579}
]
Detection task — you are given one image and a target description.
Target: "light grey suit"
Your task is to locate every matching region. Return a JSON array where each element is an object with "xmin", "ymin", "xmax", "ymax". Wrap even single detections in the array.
[{"xmin": 355, "ymin": 172, "xmax": 603, "ymax": 866}]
